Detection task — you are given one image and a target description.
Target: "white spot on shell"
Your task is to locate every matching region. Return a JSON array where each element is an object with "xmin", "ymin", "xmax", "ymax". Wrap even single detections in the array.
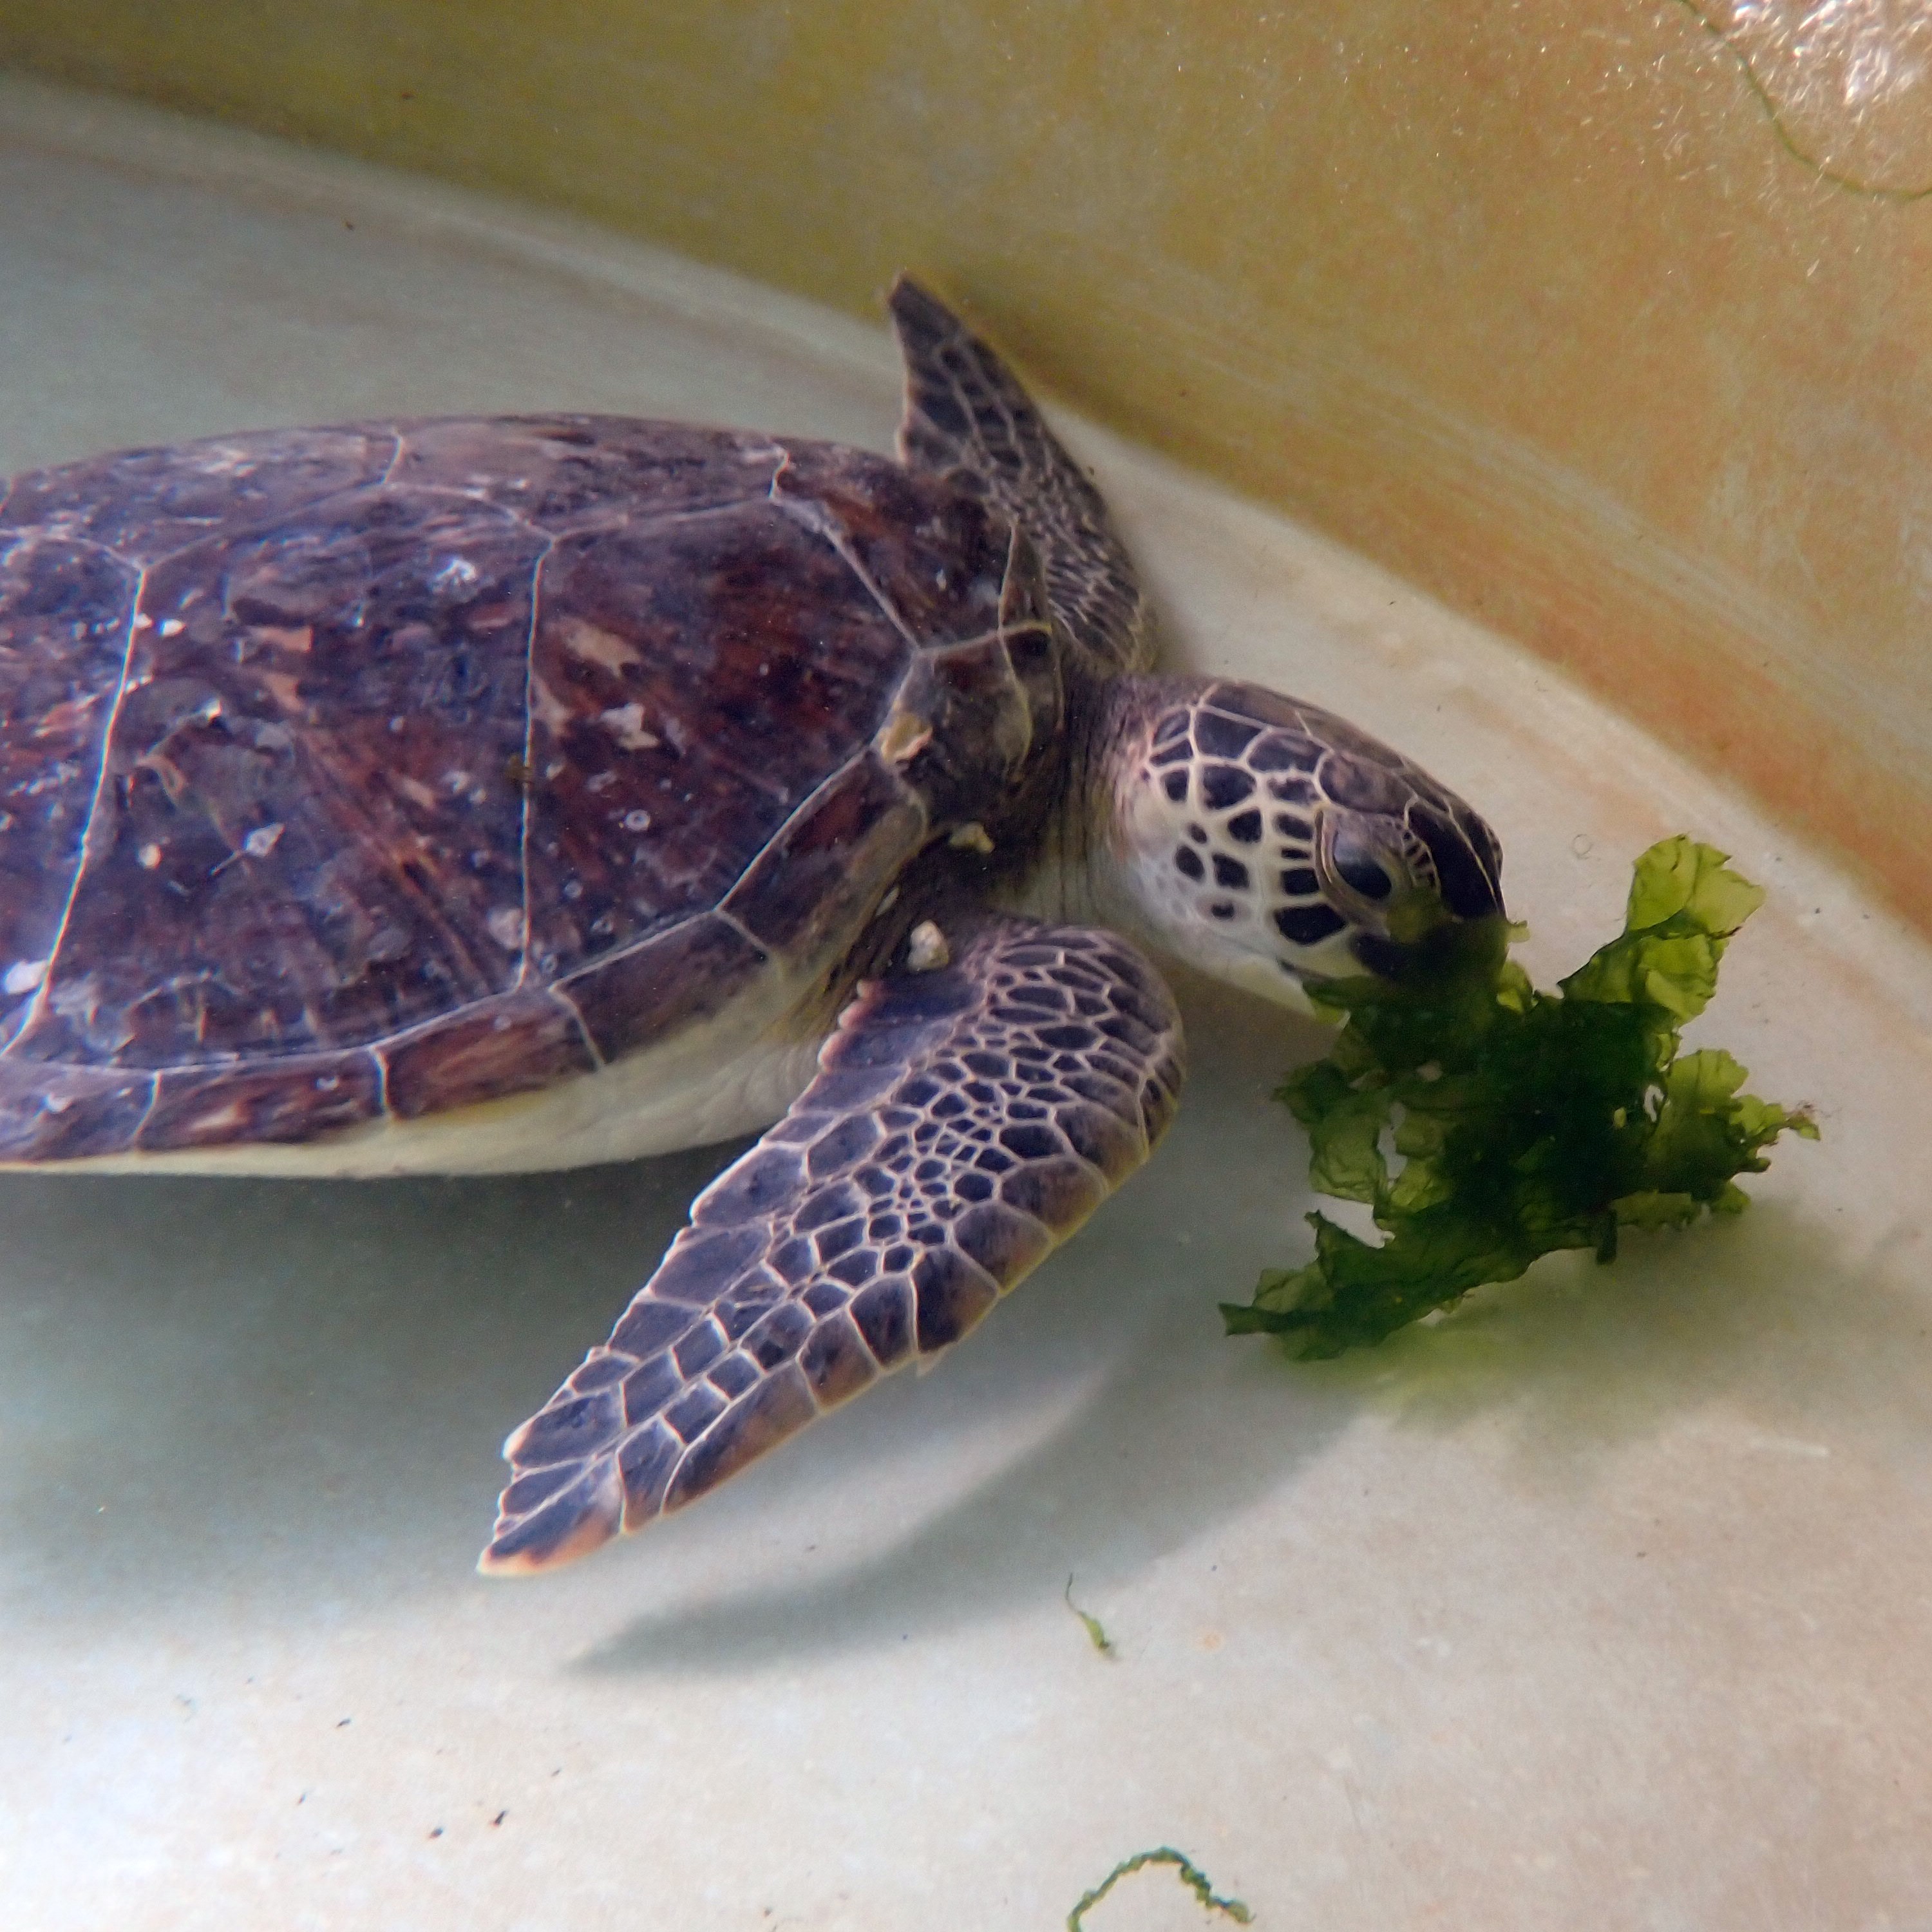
[
  {"xmin": 443, "ymin": 770, "xmax": 471, "ymax": 794},
  {"xmin": 906, "ymin": 921, "xmax": 950, "ymax": 972},
  {"xmin": 488, "ymin": 907, "xmax": 526, "ymax": 951},
  {"xmin": 5, "ymin": 958, "xmax": 48, "ymax": 996},
  {"xmin": 530, "ymin": 677, "xmax": 571, "ymax": 734},
  {"xmin": 586, "ymin": 772, "xmax": 615, "ymax": 793},
  {"xmin": 158, "ymin": 618, "xmax": 184, "ymax": 638},
  {"xmin": 138, "ymin": 843, "xmax": 163, "ymax": 870},
  {"xmin": 431, "ymin": 556, "xmax": 479, "ymax": 591},
  {"xmin": 598, "ymin": 703, "xmax": 659, "ymax": 750},
  {"xmin": 243, "ymin": 822, "xmax": 284, "ymax": 858},
  {"xmin": 558, "ymin": 617, "xmax": 641, "ymax": 676},
  {"xmin": 622, "ymin": 809, "xmax": 652, "ymax": 833}
]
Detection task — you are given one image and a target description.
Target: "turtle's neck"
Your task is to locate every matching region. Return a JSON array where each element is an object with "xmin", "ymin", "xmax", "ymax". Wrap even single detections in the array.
[{"xmin": 1009, "ymin": 668, "xmax": 1183, "ymax": 936}]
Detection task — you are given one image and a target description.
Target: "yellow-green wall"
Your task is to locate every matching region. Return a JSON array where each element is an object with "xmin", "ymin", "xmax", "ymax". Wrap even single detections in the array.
[{"xmin": 6, "ymin": 2, "xmax": 1931, "ymax": 930}]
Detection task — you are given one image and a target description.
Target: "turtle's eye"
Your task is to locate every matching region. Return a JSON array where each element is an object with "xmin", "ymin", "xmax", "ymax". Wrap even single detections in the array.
[
  {"xmin": 1318, "ymin": 817, "xmax": 1406, "ymax": 919},
  {"xmin": 1333, "ymin": 852, "xmax": 1392, "ymax": 901}
]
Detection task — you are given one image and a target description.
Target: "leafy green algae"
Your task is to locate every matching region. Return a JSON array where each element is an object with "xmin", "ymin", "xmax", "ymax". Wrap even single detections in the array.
[{"xmin": 1223, "ymin": 838, "xmax": 1817, "ymax": 1358}]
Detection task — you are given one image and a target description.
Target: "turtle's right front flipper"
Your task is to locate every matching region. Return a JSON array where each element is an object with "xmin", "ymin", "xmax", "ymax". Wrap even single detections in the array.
[{"xmin": 480, "ymin": 916, "xmax": 1184, "ymax": 1576}]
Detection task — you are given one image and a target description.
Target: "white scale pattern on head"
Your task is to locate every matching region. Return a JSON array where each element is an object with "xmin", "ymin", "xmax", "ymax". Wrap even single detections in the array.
[{"xmin": 1127, "ymin": 696, "xmax": 1370, "ymax": 989}]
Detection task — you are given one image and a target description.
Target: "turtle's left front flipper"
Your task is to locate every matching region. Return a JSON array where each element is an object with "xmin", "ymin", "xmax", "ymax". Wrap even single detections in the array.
[{"xmin": 480, "ymin": 918, "xmax": 1184, "ymax": 1575}]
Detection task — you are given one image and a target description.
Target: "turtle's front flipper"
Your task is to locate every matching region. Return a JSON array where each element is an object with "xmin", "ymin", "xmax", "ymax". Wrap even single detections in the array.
[
  {"xmin": 480, "ymin": 917, "xmax": 1184, "ymax": 1575},
  {"xmin": 888, "ymin": 276, "xmax": 1151, "ymax": 676}
]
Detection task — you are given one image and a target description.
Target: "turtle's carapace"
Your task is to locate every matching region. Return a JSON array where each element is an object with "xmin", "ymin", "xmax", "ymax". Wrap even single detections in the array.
[{"xmin": 0, "ymin": 278, "xmax": 1502, "ymax": 1571}]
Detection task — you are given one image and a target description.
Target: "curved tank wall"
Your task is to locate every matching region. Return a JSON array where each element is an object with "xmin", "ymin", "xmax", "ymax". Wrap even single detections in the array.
[
  {"xmin": 3, "ymin": 33, "xmax": 1931, "ymax": 1932},
  {"xmin": 3, "ymin": 1, "xmax": 1931, "ymax": 936}
]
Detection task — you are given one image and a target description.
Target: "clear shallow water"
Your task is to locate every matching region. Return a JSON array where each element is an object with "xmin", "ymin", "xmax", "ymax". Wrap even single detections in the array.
[{"xmin": 4, "ymin": 75, "xmax": 1931, "ymax": 1932}]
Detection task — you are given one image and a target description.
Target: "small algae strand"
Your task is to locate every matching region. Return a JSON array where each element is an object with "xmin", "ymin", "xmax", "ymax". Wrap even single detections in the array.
[
  {"xmin": 1064, "ymin": 1577, "xmax": 1116, "ymax": 1657},
  {"xmin": 1066, "ymin": 1847, "xmax": 1253, "ymax": 1930}
]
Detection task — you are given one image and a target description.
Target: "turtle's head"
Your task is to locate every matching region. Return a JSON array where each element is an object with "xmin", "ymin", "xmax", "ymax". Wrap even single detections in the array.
[{"xmin": 1095, "ymin": 677, "xmax": 1505, "ymax": 1012}]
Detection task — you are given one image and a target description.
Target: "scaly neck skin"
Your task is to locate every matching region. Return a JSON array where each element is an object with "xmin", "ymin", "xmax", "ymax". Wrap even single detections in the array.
[{"xmin": 1009, "ymin": 670, "xmax": 1181, "ymax": 942}]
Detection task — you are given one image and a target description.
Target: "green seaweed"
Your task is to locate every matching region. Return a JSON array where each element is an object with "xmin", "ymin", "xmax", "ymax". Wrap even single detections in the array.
[
  {"xmin": 1066, "ymin": 1846, "xmax": 1253, "ymax": 1930},
  {"xmin": 1224, "ymin": 838, "xmax": 1816, "ymax": 1357},
  {"xmin": 1063, "ymin": 1577, "xmax": 1117, "ymax": 1658}
]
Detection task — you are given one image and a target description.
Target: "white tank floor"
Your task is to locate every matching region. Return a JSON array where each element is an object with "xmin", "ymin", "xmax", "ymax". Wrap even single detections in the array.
[{"xmin": 4, "ymin": 74, "xmax": 1931, "ymax": 1932}]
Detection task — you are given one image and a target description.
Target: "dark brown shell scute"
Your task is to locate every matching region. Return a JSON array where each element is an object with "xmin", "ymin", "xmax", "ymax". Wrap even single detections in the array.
[
  {"xmin": 520, "ymin": 497, "xmax": 913, "ymax": 979},
  {"xmin": 0, "ymin": 537, "xmax": 140, "ymax": 1047},
  {"xmin": 0, "ymin": 414, "xmax": 1048, "ymax": 1160},
  {"xmin": 719, "ymin": 753, "xmax": 925, "ymax": 965},
  {"xmin": 142, "ymin": 1050, "xmax": 386, "ymax": 1151},
  {"xmin": 381, "ymin": 990, "xmax": 598, "ymax": 1120},
  {"xmin": 386, "ymin": 417, "xmax": 781, "ymax": 530},
  {"xmin": 0, "ymin": 428, "xmax": 395, "ymax": 567},
  {"xmin": 770, "ymin": 442, "xmax": 1012, "ymax": 648},
  {"xmin": 556, "ymin": 911, "xmax": 769, "ymax": 1066},
  {"xmin": 0, "ymin": 1061, "xmax": 155, "ymax": 1161},
  {"xmin": 10, "ymin": 490, "xmax": 548, "ymax": 1068}
]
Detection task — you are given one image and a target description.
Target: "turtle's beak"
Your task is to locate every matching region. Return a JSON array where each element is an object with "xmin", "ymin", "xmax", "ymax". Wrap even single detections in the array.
[{"xmin": 1411, "ymin": 802, "xmax": 1506, "ymax": 922}]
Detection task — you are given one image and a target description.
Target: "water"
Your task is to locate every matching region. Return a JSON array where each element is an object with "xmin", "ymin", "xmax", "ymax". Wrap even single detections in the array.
[{"xmin": 4, "ymin": 72, "xmax": 1931, "ymax": 1932}]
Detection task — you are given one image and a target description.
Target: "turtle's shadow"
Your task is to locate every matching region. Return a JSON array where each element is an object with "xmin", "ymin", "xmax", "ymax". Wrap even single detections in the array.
[
  {"xmin": 573, "ymin": 1199, "xmax": 1910, "ymax": 1676},
  {"xmin": 0, "ymin": 978, "xmax": 1337, "ymax": 1635},
  {"xmin": 1, "ymin": 976, "xmax": 1906, "ymax": 1669},
  {"xmin": 568, "ymin": 979, "xmax": 1917, "ymax": 1675}
]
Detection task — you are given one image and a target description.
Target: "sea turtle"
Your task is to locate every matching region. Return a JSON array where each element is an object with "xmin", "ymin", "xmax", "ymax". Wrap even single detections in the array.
[{"xmin": 0, "ymin": 279, "xmax": 1503, "ymax": 1573}]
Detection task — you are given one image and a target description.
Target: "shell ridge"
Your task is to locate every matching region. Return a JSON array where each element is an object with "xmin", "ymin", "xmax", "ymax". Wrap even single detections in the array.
[
  {"xmin": 525, "ymin": 494, "xmax": 788, "ymax": 547},
  {"xmin": 509, "ymin": 533, "xmax": 561, "ymax": 994},
  {"xmin": 920, "ymin": 618, "xmax": 1054, "ymax": 661},
  {"xmin": 3, "ymin": 527, "xmax": 146, "ymax": 577},
  {"xmin": 551, "ymin": 909, "xmax": 716, "ymax": 984},
  {"xmin": 10, "ymin": 937, "xmax": 755, "ymax": 1082},
  {"xmin": 126, "ymin": 1069, "xmax": 164, "ymax": 1146},
  {"xmin": 709, "ymin": 907, "xmax": 768, "ymax": 966},
  {"xmin": 372, "ymin": 479, "xmax": 549, "ymax": 542},
  {"xmin": 544, "ymin": 986, "xmax": 605, "ymax": 1071},
  {"xmin": 766, "ymin": 464, "xmax": 929, "ymax": 656},
  {"xmin": 6, "ymin": 559, "xmax": 151, "ymax": 1057},
  {"xmin": 720, "ymin": 749, "xmax": 916, "ymax": 905}
]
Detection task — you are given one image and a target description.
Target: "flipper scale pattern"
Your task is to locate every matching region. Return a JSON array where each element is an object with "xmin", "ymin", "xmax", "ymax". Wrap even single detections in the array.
[{"xmin": 481, "ymin": 916, "xmax": 1184, "ymax": 1573}]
